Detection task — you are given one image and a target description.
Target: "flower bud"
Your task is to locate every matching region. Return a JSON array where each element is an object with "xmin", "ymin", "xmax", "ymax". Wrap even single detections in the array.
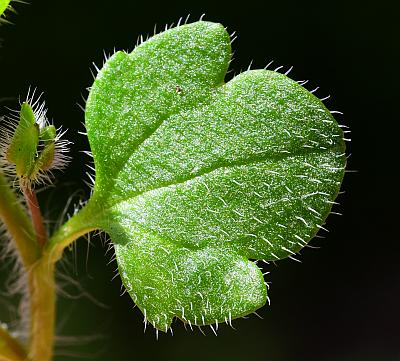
[{"xmin": 0, "ymin": 94, "xmax": 70, "ymax": 187}]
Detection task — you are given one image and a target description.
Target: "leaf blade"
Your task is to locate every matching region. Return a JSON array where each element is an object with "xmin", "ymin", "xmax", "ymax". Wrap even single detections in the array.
[
  {"xmin": 86, "ymin": 21, "xmax": 231, "ymax": 201},
  {"xmin": 84, "ymin": 21, "xmax": 346, "ymax": 330},
  {"xmin": 113, "ymin": 225, "xmax": 267, "ymax": 330}
]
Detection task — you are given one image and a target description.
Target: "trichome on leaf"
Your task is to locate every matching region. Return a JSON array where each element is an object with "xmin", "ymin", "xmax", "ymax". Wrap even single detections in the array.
[
  {"xmin": 74, "ymin": 20, "xmax": 346, "ymax": 331},
  {"xmin": 0, "ymin": 21, "xmax": 347, "ymax": 361}
]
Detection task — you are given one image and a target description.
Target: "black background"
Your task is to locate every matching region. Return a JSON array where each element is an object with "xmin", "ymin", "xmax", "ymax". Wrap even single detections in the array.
[{"xmin": 0, "ymin": 0, "xmax": 399, "ymax": 360}]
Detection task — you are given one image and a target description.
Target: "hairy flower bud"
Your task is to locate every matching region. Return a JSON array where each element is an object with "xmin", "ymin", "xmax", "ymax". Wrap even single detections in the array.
[{"xmin": 0, "ymin": 91, "xmax": 70, "ymax": 187}]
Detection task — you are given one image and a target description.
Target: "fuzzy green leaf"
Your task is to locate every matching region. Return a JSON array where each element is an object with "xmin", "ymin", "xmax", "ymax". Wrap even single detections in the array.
[
  {"xmin": 37, "ymin": 125, "xmax": 56, "ymax": 170},
  {"xmin": 0, "ymin": 0, "xmax": 11, "ymax": 17},
  {"xmin": 7, "ymin": 102, "xmax": 39, "ymax": 178},
  {"xmin": 39, "ymin": 125, "xmax": 56, "ymax": 143},
  {"xmin": 84, "ymin": 21, "xmax": 346, "ymax": 330}
]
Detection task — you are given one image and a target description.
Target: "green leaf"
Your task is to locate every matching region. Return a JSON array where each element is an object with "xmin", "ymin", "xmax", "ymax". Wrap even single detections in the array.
[
  {"xmin": 84, "ymin": 21, "xmax": 346, "ymax": 330},
  {"xmin": 37, "ymin": 125, "xmax": 56, "ymax": 170},
  {"xmin": 0, "ymin": 0, "xmax": 11, "ymax": 17},
  {"xmin": 39, "ymin": 125, "xmax": 56, "ymax": 143},
  {"xmin": 0, "ymin": 0, "xmax": 12, "ymax": 23},
  {"xmin": 7, "ymin": 102, "xmax": 40, "ymax": 179}
]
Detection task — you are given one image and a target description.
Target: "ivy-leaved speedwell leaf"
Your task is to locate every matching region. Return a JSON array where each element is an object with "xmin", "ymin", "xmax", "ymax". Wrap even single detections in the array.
[
  {"xmin": 0, "ymin": 0, "xmax": 13, "ymax": 23},
  {"xmin": 83, "ymin": 21, "xmax": 346, "ymax": 331},
  {"xmin": 0, "ymin": 0, "xmax": 11, "ymax": 16}
]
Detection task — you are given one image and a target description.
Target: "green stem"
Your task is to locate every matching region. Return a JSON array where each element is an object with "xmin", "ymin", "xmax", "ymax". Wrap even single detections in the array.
[
  {"xmin": 27, "ymin": 199, "xmax": 101, "ymax": 360},
  {"xmin": 27, "ymin": 259, "xmax": 55, "ymax": 361},
  {"xmin": 0, "ymin": 326, "xmax": 27, "ymax": 361},
  {"xmin": 0, "ymin": 172, "xmax": 103, "ymax": 361},
  {"xmin": 45, "ymin": 199, "xmax": 101, "ymax": 263},
  {"xmin": 21, "ymin": 185, "xmax": 48, "ymax": 249},
  {"xmin": 0, "ymin": 172, "xmax": 39, "ymax": 268}
]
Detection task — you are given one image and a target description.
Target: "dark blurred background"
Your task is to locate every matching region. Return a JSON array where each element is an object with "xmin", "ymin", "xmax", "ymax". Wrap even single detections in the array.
[{"xmin": 0, "ymin": 0, "xmax": 399, "ymax": 360}]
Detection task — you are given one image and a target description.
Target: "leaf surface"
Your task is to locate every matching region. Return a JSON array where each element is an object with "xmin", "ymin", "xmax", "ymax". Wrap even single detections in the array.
[
  {"xmin": 0, "ymin": 0, "xmax": 11, "ymax": 16},
  {"xmin": 84, "ymin": 21, "xmax": 346, "ymax": 330}
]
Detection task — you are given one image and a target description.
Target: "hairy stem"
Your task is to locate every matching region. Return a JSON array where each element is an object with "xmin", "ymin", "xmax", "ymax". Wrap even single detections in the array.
[
  {"xmin": 0, "ymin": 326, "xmax": 27, "ymax": 361},
  {"xmin": 28, "ymin": 258, "xmax": 55, "ymax": 361},
  {"xmin": 21, "ymin": 185, "xmax": 48, "ymax": 249},
  {"xmin": 0, "ymin": 173, "xmax": 102, "ymax": 361},
  {"xmin": 0, "ymin": 172, "xmax": 39, "ymax": 267},
  {"xmin": 46, "ymin": 199, "xmax": 101, "ymax": 263},
  {"xmin": 27, "ymin": 200, "xmax": 102, "ymax": 360}
]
